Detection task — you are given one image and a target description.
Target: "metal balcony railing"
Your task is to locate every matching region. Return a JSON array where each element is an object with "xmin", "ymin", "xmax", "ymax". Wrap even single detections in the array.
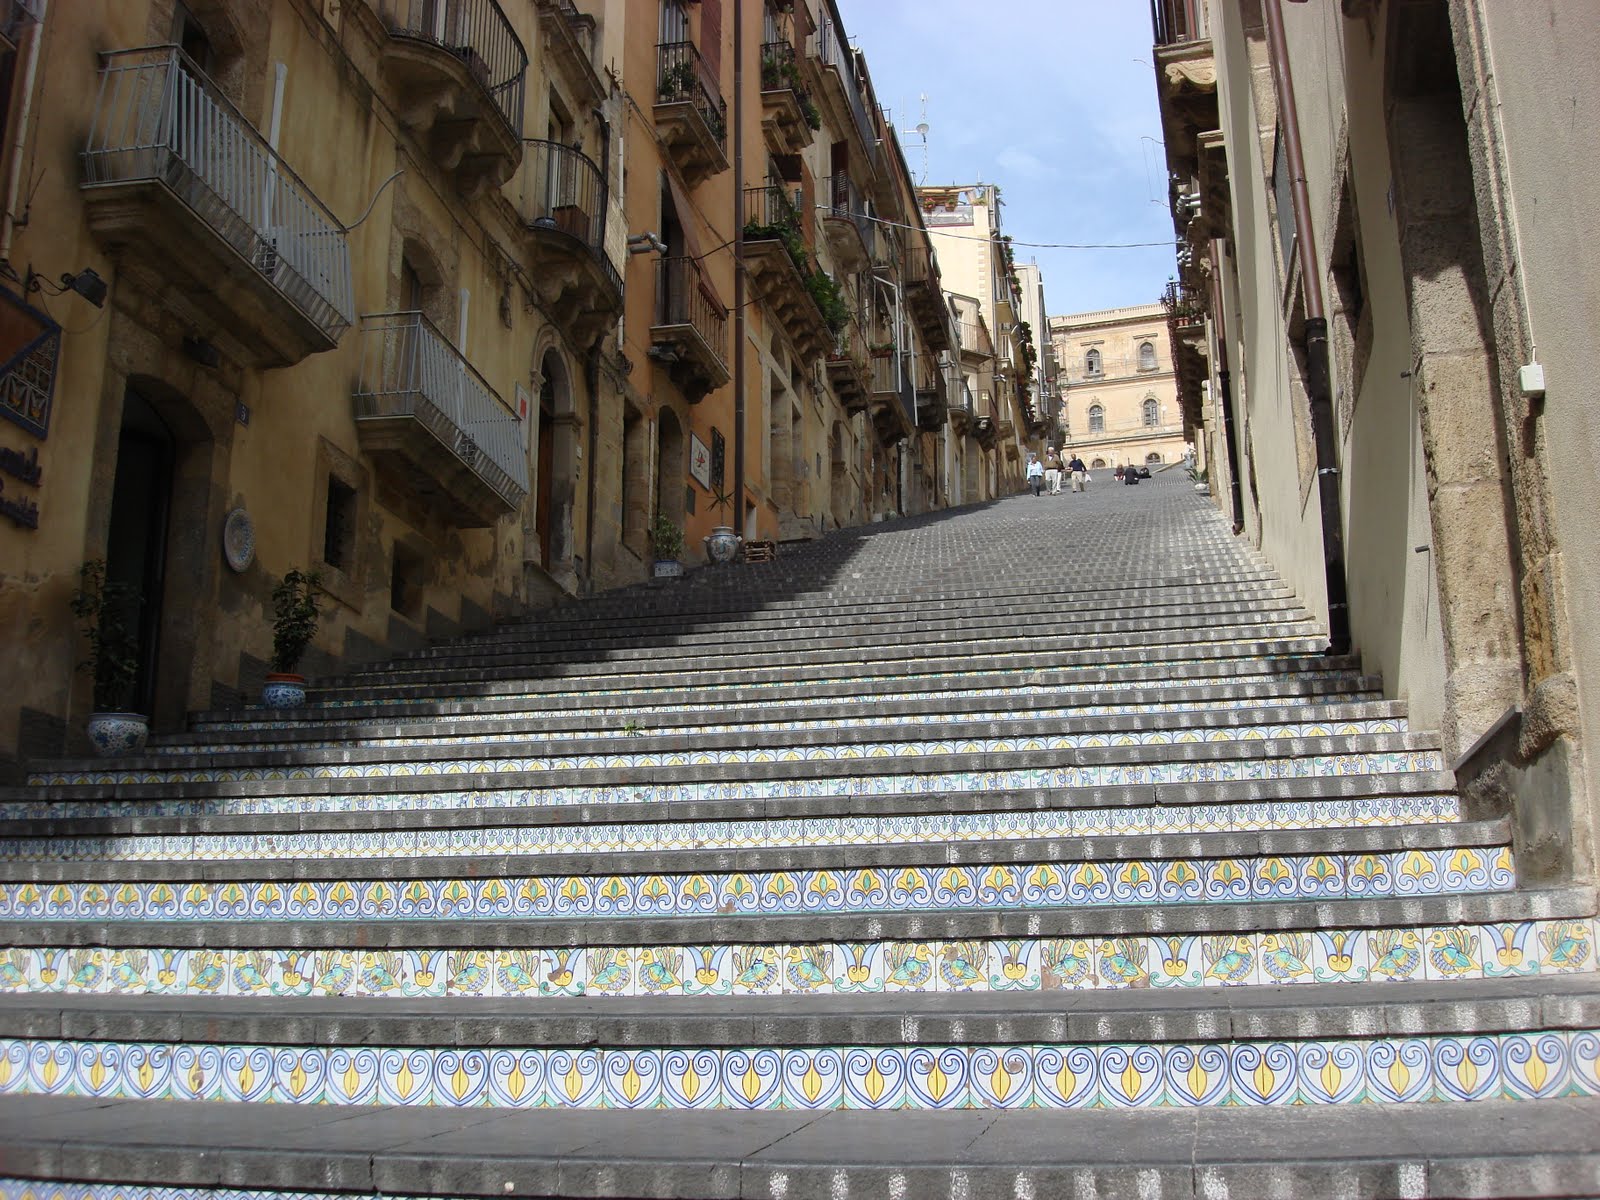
[
  {"xmin": 903, "ymin": 242, "xmax": 939, "ymax": 289},
  {"xmin": 379, "ymin": 0, "xmax": 527, "ymax": 135},
  {"xmin": 81, "ymin": 46, "xmax": 354, "ymax": 339},
  {"xmin": 655, "ymin": 257, "xmax": 728, "ymax": 368},
  {"xmin": 1151, "ymin": 0, "xmax": 1206, "ymax": 46},
  {"xmin": 353, "ymin": 312, "xmax": 528, "ymax": 508},
  {"xmin": 516, "ymin": 138, "xmax": 619, "ymax": 292},
  {"xmin": 829, "ymin": 321, "xmax": 866, "ymax": 366},
  {"xmin": 657, "ymin": 40, "xmax": 727, "ymax": 149},
  {"xmin": 744, "ymin": 183, "xmax": 802, "ymax": 234},
  {"xmin": 809, "ymin": 15, "xmax": 874, "ymax": 152},
  {"xmin": 760, "ymin": 40, "xmax": 796, "ymax": 90},
  {"xmin": 553, "ymin": 0, "xmax": 594, "ymax": 61},
  {"xmin": 958, "ymin": 322, "xmax": 992, "ymax": 357},
  {"xmin": 824, "ymin": 174, "xmax": 874, "ymax": 254}
]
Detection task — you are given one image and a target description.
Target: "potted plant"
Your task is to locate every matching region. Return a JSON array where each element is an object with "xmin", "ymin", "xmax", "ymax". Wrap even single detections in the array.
[
  {"xmin": 649, "ymin": 513, "xmax": 685, "ymax": 578},
  {"xmin": 703, "ymin": 487, "xmax": 743, "ymax": 565},
  {"xmin": 71, "ymin": 560, "xmax": 146, "ymax": 756},
  {"xmin": 263, "ymin": 568, "xmax": 321, "ymax": 709}
]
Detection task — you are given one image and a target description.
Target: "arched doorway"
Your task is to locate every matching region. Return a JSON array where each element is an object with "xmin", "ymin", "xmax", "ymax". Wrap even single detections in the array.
[{"xmin": 533, "ymin": 349, "xmax": 578, "ymax": 576}]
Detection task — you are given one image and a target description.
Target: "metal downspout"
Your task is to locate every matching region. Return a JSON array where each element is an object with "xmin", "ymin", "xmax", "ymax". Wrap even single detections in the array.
[
  {"xmin": 731, "ymin": 0, "xmax": 746, "ymax": 540},
  {"xmin": 1208, "ymin": 240, "xmax": 1246, "ymax": 535},
  {"xmin": 1262, "ymin": 0, "xmax": 1351, "ymax": 656}
]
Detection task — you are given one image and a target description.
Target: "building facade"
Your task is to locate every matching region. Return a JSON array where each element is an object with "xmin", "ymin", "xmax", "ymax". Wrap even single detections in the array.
[
  {"xmin": 1050, "ymin": 303, "xmax": 1185, "ymax": 471},
  {"xmin": 1150, "ymin": 0, "xmax": 1599, "ymax": 886},
  {"xmin": 0, "ymin": 0, "xmax": 974, "ymax": 769}
]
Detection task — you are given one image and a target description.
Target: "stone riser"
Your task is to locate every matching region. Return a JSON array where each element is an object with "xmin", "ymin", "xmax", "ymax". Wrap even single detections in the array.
[
  {"xmin": 1, "ymin": 1028, "xmax": 1595, "ymax": 1110},
  {"xmin": 0, "ymin": 844, "xmax": 1516, "ymax": 923},
  {"xmin": 36, "ymin": 719, "xmax": 1415, "ymax": 785},
  {"xmin": 6, "ymin": 749, "xmax": 1447, "ymax": 821},
  {"xmin": 154, "ymin": 701, "xmax": 1408, "ymax": 757},
  {"xmin": 0, "ymin": 794, "xmax": 1461, "ymax": 865},
  {"xmin": 3, "ymin": 918, "xmax": 1591, "ymax": 998},
  {"xmin": 184, "ymin": 674, "xmax": 1385, "ymax": 734}
]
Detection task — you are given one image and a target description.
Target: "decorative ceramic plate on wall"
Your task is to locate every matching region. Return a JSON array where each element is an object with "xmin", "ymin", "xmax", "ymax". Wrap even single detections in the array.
[{"xmin": 222, "ymin": 507, "xmax": 255, "ymax": 573}]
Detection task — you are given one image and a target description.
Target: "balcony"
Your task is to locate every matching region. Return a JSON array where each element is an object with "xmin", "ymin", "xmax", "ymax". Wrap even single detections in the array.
[
  {"xmin": 822, "ymin": 174, "xmax": 873, "ymax": 273},
  {"xmin": 915, "ymin": 356, "xmax": 947, "ymax": 433},
  {"xmin": 902, "ymin": 244, "xmax": 952, "ymax": 352},
  {"xmin": 655, "ymin": 41, "xmax": 728, "ymax": 186},
  {"xmin": 534, "ymin": 0, "xmax": 603, "ymax": 110},
  {"xmin": 825, "ymin": 323, "xmax": 870, "ymax": 414},
  {"xmin": 375, "ymin": 0, "xmax": 527, "ymax": 194},
  {"xmin": 514, "ymin": 138, "xmax": 621, "ymax": 341},
  {"xmin": 948, "ymin": 381, "xmax": 975, "ymax": 435},
  {"xmin": 353, "ymin": 312, "xmax": 528, "ymax": 527},
  {"xmin": 80, "ymin": 46, "xmax": 354, "ymax": 368},
  {"xmin": 759, "ymin": 41, "xmax": 817, "ymax": 155},
  {"xmin": 958, "ymin": 320, "xmax": 993, "ymax": 362},
  {"xmin": 650, "ymin": 257, "xmax": 729, "ymax": 403},
  {"xmin": 869, "ymin": 350, "xmax": 914, "ymax": 446},
  {"xmin": 741, "ymin": 185, "xmax": 832, "ymax": 361},
  {"xmin": 973, "ymin": 413, "xmax": 997, "ymax": 449},
  {"xmin": 804, "ymin": 15, "xmax": 879, "ymax": 175}
]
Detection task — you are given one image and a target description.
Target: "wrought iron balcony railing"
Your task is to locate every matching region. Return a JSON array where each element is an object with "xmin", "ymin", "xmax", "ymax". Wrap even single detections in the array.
[
  {"xmin": 378, "ymin": 0, "xmax": 527, "ymax": 136},
  {"xmin": 655, "ymin": 256, "xmax": 728, "ymax": 368},
  {"xmin": 353, "ymin": 311, "xmax": 528, "ymax": 511},
  {"xmin": 657, "ymin": 40, "xmax": 727, "ymax": 149},
  {"xmin": 81, "ymin": 45, "xmax": 354, "ymax": 340},
  {"xmin": 744, "ymin": 183, "xmax": 802, "ymax": 235},
  {"xmin": 825, "ymin": 174, "xmax": 874, "ymax": 252},
  {"xmin": 516, "ymin": 138, "xmax": 619, "ymax": 293},
  {"xmin": 808, "ymin": 14, "xmax": 874, "ymax": 153},
  {"xmin": 1151, "ymin": 0, "xmax": 1206, "ymax": 47}
]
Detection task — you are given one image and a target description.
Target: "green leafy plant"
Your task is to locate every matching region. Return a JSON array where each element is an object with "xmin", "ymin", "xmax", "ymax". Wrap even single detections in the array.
[
  {"xmin": 71, "ymin": 560, "xmax": 140, "ymax": 712},
  {"xmin": 650, "ymin": 513, "xmax": 685, "ymax": 561},
  {"xmin": 806, "ymin": 269, "xmax": 850, "ymax": 334},
  {"xmin": 710, "ymin": 485, "xmax": 736, "ymax": 526},
  {"xmin": 622, "ymin": 719, "xmax": 644, "ymax": 737},
  {"xmin": 270, "ymin": 569, "xmax": 323, "ymax": 675}
]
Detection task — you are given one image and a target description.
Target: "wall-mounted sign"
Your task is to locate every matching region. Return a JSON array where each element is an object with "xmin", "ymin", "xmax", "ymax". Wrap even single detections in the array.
[
  {"xmin": 0, "ymin": 439, "xmax": 40, "ymax": 529},
  {"xmin": 689, "ymin": 432, "xmax": 711, "ymax": 490},
  {"xmin": 0, "ymin": 286, "xmax": 60, "ymax": 439}
]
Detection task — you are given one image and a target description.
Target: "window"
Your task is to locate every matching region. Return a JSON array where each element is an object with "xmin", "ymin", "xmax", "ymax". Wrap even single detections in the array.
[
  {"xmin": 323, "ymin": 478, "xmax": 357, "ymax": 572},
  {"xmin": 1088, "ymin": 404, "xmax": 1104, "ymax": 433},
  {"xmin": 1084, "ymin": 348, "xmax": 1101, "ymax": 376},
  {"xmin": 1138, "ymin": 341, "xmax": 1157, "ymax": 371},
  {"xmin": 1091, "ymin": 457, "xmax": 1106, "ymax": 468},
  {"xmin": 1146, "ymin": 452, "xmax": 1163, "ymax": 464},
  {"xmin": 1143, "ymin": 397, "xmax": 1159, "ymax": 427}
]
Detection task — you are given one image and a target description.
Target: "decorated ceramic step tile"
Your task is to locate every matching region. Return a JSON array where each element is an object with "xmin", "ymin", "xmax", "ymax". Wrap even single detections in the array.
[
  {"xmin": 0, "ymin": 1184, "xmax": 452, "ymax": 1200},
  {"xmin": 0, "ymin": 794, "xmax": 1463, "ymax": 864},
  {"xmin": 0, "ymin": 1029, "xmax": 1595, "ymax": 1111},
  {"xmin": 6, "ymin": 921, "xmax": 1585, "ymax": 1003},
  {"xmin": 0, "ymin": 846, "xmax": 1514, "ymax": 924}
]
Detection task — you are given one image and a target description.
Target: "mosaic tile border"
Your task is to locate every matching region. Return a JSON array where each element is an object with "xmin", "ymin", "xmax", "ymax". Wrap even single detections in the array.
[
  {"xmin": 0, "ymin": 1186, "xmax": 445, "ymax": 1200},
  {"xmin": 0, "ymin": 795, "xmax": 1460, "ymax": 865},
  {"xmin": 0, "ymin": 846, "xmax": 1513, "ymax": 923},
  {"xmin": 5, "ymin": 919, "xmax": 1588, "ymax": 1000},
  {"xmin": 27, "ymin": 724, "xmax": 1423, "ymax": 788},
  {"xmin": 1, "ymin": 1029, "xmax": 1595, "ymax": 1110}
]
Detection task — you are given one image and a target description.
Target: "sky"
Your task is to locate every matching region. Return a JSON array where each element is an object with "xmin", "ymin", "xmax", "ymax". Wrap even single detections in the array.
[{"xmin": 835, "ymin": 0, "xmax": 1177, "ymax": 318}]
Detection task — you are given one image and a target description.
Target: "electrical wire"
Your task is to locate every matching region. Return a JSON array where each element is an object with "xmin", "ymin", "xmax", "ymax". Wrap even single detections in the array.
[{"xmin": 828, "ymin": 205, "xmax": 1174, "ymax": 250}]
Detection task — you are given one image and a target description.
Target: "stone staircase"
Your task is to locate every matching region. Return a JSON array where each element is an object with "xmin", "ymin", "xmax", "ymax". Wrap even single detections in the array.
[{"xmin": 0, "ymin": 473, "xmax": 1596, "ymax": 1199}]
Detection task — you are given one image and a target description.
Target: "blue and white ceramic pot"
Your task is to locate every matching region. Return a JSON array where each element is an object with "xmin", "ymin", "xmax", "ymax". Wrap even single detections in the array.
[
  {"xmin": 261, "ymin": 672, "xmax": 307, "ymax": 709},
  {"xmin": 703, "ymin": 526, "xmax": 743, "ymax": 565},
  {"xmin": 85, "ymin": 712, "xmax": 149, "ymax": 757}
]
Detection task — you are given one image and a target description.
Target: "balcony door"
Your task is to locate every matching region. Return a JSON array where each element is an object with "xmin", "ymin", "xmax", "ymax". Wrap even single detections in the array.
[{"xmin": 107, "ymin": 389, "xmax": 175, "ymax": 717}]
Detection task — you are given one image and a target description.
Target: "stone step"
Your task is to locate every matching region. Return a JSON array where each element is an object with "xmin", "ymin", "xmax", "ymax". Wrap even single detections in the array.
[
  {"xmin": 4, "ymin": 888, "xmax": 1592, "ymax": 1011},
  {"xmin": 4, "ymin": 973, "xmax": 1595, "ymax": 1045},
  {"xmin": 3, "ymin": 1095, "xmax": 1596, "ymax": 1198},
  {"xmin": 311, "ymin": 630, "xmax": 1332, "ymax": 694},
  {"xmin": 0, "ymin": 832, "xmax": 1517, "ymax": 922},
  {"xmin": 0, "ymin": 791, "xmax": 1463, "ymax": 866},
  {"xmin": 184, "ymin": 671, "xmax": 1386, "ymax": 734},
  {"xmin": 6, "ymin": 738, "xmax": 1448, "ymax": 820},
  {"xmin": 34, "ymin": 714, "xmax": 1417, "ymax": 783},
  {"xmin": 0, "ymin": 770, "xmax": 1461, "ymax": 839},
  {"xmin": 152, "ymin": 697, "xmax": 1407, "ymax": 756},
  {"xmin": 0, "ymin": 980, "xmax": 1593, "ymax": 1113}
]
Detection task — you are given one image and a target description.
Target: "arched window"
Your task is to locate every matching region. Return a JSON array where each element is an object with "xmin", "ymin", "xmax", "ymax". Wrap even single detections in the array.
[
  {"xmin": 1142, "ymin": 397, "xmax": 1159, "ymax": 427},
  {"xmin": 1090, "ymin": 457, "xmax": 1106, "ymax": 468},
  {"xmin": 1146, "ymin": 451, "xmax": 1163, "ymax": 464},
  {"xmin": 1087, "ymin": 403, "xmax": 1105, "ymax": 433},
  {"xmin": 1138, "ymin": 341, "xmax": 1157, "ymax": 371},
  {"xmin": 1084, "ymin": 348, "xmax": 1101, "ymax": 376}
]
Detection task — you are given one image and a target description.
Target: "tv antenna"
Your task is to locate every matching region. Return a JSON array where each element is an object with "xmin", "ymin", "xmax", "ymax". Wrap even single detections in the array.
[{"xmin": 900, "ymin": 93, "xmax": 930, "ymax": 184}]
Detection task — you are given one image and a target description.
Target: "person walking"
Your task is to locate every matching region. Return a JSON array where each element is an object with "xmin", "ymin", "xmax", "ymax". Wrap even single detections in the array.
[
  {"xmin": 1068, "ymin": 452, "xmax": 1089, "ymax": 493},
  {"xmin": 1026, "ymin": 454, "xmax": 1044, "ymax": 497},
  {"xmin": 1044, "ymin": 448, "xmax": 1062, "ymax": 495}
]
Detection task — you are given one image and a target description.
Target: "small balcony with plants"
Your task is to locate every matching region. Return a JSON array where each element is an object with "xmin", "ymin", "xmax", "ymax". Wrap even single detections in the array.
[
  {"xmin": 649, "ymin": 256, "xmax": 729, "ymax": 403},
  {"xmin": 352, "ymin": 311, "xmax": 528, "ymax": 527},
  {"xmin": 821, "ymin": 173, "xmax": 873, "ymax": 273},
  {"xmin": 741, "ymin": 185, "xmax": 846, "ymax": 362},
  {"xmin": 80, "ymin": 46, "xmax": 354, "ymax": 368},
  {"xmin": 655, "ymin": 40, "xmax": 728, "ymax": 185},
  {"xmin": 902, "ymin": 243, "xmax": 952, "ymax": 352},
  {"xmin": 514, "ymin": 138, "xmax": 621, "ymax": 339},
  {"xmin": 825, "ymin": 321, "xmax": 870, "ymax": 414},
  {"xmin": 760, "ymin": 40, "xmax": 819, "ymax": 155},
  {"xmin": 374, "ymin": 0, "xmax": 527, "ymax": 194}
]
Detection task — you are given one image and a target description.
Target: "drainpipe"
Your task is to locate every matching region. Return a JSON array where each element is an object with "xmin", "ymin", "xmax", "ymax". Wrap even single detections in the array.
[
  {"xmin": 0, "ymin": 0, "xmax": 48, "ymax": 264},
  {"xmin": 1262, "ymin": 0, "xmax": 1350, "ymax": 656},
  {"xmin": 1208, "ymin": 240, "xmax": 1246, "ymax": 535},
  {"xmin": 731, "ymin": 0, "xmax": 746, "ymax": 538},
  {"xmin": 583, "ymin": 346, "xmax": 599, "ymax": 592}
]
